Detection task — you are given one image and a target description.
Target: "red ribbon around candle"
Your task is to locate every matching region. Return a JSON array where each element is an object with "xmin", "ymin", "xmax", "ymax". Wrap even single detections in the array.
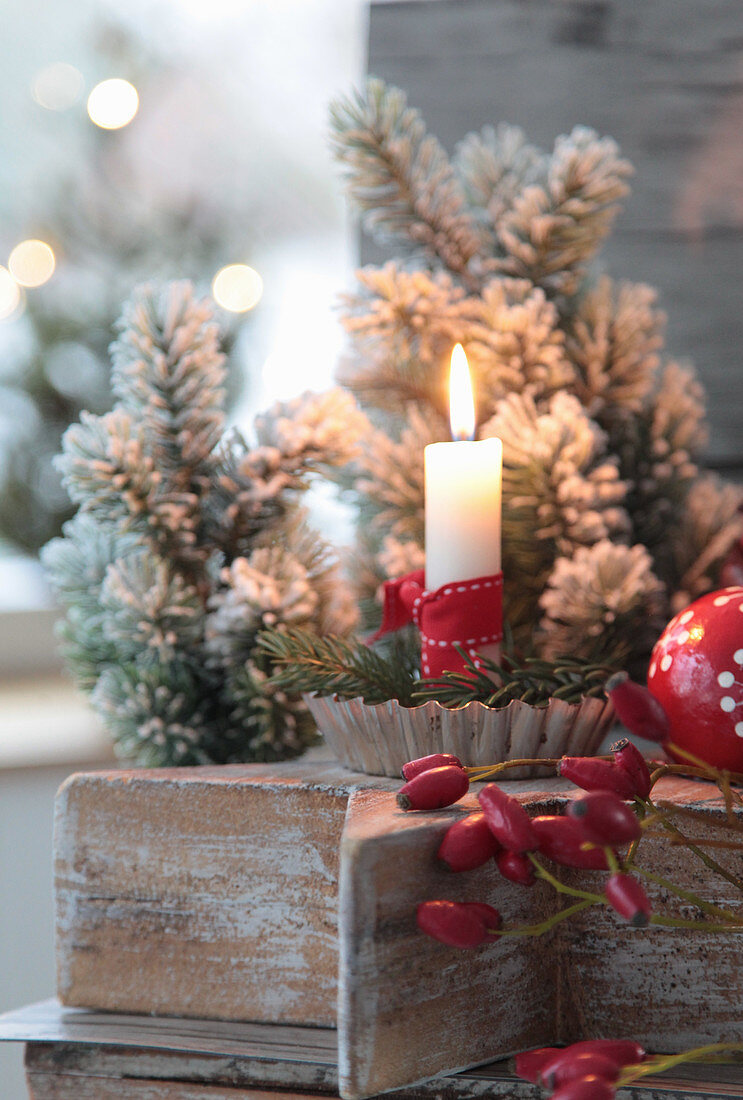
[{"xmin": 370, "ymin": 568, "xmax": 503, "ymax": 677}]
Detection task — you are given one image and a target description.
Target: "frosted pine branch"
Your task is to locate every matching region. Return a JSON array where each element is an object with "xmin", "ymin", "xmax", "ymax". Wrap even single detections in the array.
[
  {"xmin": 44, "ymin": 282, "xmax": 358, "ymax": 767},
  {"xmin": 539, "ymin": 541, "xmax": 666, "ymax": 666},
  {"xmin": 565, "ymin": 276, "xmax": 665, "ymax": 416},
  {"xmin": 56, "ymin": 409, "xmax": 203, "ymax": 568},
  {"xmin": 91, "ymin": 661, "xmax": 214, "ymax": 767},
  {"xmin": 357, "ymin": 405, "xmax": 438, "ymax": 546},
  {"xmin": 671, "ymin": 475, "xmax": 743, "ymax": 610},
  {"xmin": 99, "ymin": 550, "xmax": 204, "ymax": 667},
  {"xmin": 111, "ymin": 282, "xmax": 226, "ymax": 487},
  {"xmin": 462, "ymin": 278, "xmax": 575, "ymax": 408},
  {"xmin": 329, "ymin": 82, "xmax": 738, "ymax": 666},
  {"xmin": 330, "ymin": 79, "xmax": 484, "ymax": 281},
  {"xmin": 454, "ymin": 123, "xmax": 545, "ymax": 243},
  {"xmin": 481, "ymin": 390, "xmax": 629, "ymax": 640},
  {"xmin": 496, "ymin": 127, "xmax": 633, "ymax": 295}
]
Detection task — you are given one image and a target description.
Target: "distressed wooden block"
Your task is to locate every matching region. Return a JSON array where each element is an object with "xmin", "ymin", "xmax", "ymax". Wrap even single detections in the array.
[
  {"xmin": 3, "ymin": 1001, "xmax": 742, "ymax": 1100},
  {"xmin": 54, "ymin": 757, "xmax": 394, "ymax": 1025},
  {"xmin": 55, "ymin": 759, "xmax": 743, "ymax": 1099},
  {"xmin": 339, "ymin": 779, "xmax": 743, "ymax": 1098}
]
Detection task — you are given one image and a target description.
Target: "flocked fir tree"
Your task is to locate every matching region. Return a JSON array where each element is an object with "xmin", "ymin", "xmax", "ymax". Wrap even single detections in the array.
[
  {"xmin": 42, "ymin": 281, "xmax": 363, "ymax": 766},
  {"xmin": 327, "ymin": 78, "xmax": 743, "ymax": 672}
]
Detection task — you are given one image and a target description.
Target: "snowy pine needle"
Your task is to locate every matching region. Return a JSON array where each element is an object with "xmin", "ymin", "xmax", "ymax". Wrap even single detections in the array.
[
  {"xmin": 329, "ymin": 78, "xmax": 743, "ymax": 667},
  {"xmin": 43, "ymin": 282, "xmax": 363, "ymax": 767}
]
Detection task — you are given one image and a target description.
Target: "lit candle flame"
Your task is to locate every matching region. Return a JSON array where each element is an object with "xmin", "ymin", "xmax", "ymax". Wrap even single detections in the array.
[{"xmin": 449, "ymin": 343, "xmax": 475, "ymax": 441}]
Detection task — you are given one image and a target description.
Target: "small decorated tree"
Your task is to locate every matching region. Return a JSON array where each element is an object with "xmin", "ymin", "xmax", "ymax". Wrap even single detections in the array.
[
  {"xmin": 328, "ymin": 79, "xmax": 742, "ymax": 671},
  {"xmin": 42, "ymin": 281, "xmax": 363, "ymax": 766}
]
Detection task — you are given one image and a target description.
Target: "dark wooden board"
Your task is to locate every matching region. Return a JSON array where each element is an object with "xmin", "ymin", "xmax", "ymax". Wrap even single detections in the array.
[
  {"xmin": 4, "ymin": 1002, "xmax": 743, "ymax": 1098},
  {"xmin": 366, "ymin": 0, "xmax": 743, "ymax": 475}
]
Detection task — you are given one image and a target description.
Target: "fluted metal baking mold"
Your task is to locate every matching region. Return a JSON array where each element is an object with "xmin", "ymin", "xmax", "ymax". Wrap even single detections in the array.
[{"xmin": 304, "ymin": 693, "xmax": 615, "ymax": 778}]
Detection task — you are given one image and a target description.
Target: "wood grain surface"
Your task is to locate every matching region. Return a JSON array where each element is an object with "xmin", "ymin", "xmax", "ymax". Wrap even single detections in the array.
[
  {"xmin": 53, "ymin": 760, "xmax": 743, "ymax": 1098},
  {"xmin": 54, "ymin": 758, "xmax": 396, "ymax": 1025},
  {"xmin": 339, "ymin": 778, "xmax": 743, "ymax": 1097},
  {"xmin": 3, "ymin": 1002, "xmax": 743, "ymax": 1099}
]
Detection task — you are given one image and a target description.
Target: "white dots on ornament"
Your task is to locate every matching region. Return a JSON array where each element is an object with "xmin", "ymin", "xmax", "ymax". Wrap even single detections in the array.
[
  {"xmin": 735, "ymin": 649, "xmax": 743, "ymax": 666},
  {"xmin": 714, "ymin": 594, "xmax": 734, "ymax": 607},
  {"xmin": 719, "ymin": 671, "xmax": 736, "ymax": 688},
  {"xmin": 649, "ymin": 660, "xmax": 657, "ymax": 679},
  {"xmin": 660, "ymin": 654, "xmax": 673, "ymax": 672},
  {"xmin": 677, "ymin": 630, "xmax": 690, "ymax": 645},
  {"xmin": 721, "ymin": 696, "xmax": 737, "ymax": 713},
  {"xmin": 737, "ymin": 722, "xmax": 743, "ymax": 738}
]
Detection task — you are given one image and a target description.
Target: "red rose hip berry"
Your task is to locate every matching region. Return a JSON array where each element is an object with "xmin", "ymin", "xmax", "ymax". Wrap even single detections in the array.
[
  {"xmin": 611, "ymin": 739, "xmax": 651, "ymax": 799},
  {"xmin": 438, "ymin": 813, "xmax": 501, "ymax": 871},
  {"xmin": 531, "ymin": 816, "xmax": 611, "ymax": 870},
  {"xmin": 557, "ymin": 756, "xmax": 638, "ymax": 800},
  {"xmin": 460, "ymin": 901, "xmax": 502, "ymax": 940},
  {"xmin": 540, "ymin": 1050, "xmax": 621, "ymax": 1089},
  {"xmin": 496, "ymin": 849, "xmax": 535, "ymax": 886},
  {"xmin": 566, "ymin": 1040, "xmax": 645, "ymax": 1067},
  {"xmin": 550, "ymin": 1075, "xmax": 617, "ymax": 1100},
  {"xmin": 513, "ymin": 1047, "xmax": 561, "ymax": 1084},
  {"xmin": 478, "ymin": 784, "xmax": 537, "ymax": 852},
  {"xmin": 416, "ymin": 900, "xmax": 489, "ymax": 948},
  {"xmin": 397, "ymin": 765, "xmax": 469, "ymax": 811},
  {"xmin": 606, "ymin": 672, "xmax": 668, "ymax": 743},
  {"xmin": 567, "ymin": 790, "xmax": 641, "ymax": 845},
  {"xmin": 402, "ymin": 753, "xmax": 463, "ymax": 780},
  {"xmin": 605, "ymin": 872, "xmax": 652, "ymax": 926}
]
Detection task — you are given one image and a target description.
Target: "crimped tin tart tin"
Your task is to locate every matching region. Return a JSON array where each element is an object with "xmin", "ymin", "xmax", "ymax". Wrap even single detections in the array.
[{"xmin": 304, "ymin": 693, "xmax": 615, "ymax": 778}]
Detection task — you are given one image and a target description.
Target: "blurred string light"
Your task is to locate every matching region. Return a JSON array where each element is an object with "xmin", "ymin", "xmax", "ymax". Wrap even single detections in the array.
[
  {"xmin": 212, "ymin": 264, "xmax": 263, "ymax": 312},
  {"xmin": 9, "ymin": 240, "xmax": 56, "ymax": 288},
  {"xmin": 87, "ymin": 78, "xmax": 139, "ymax": 130},
  {"xmin": 31, "ymin": 62, "xmax": 84, "ymax": 111},
  {"xmin": 0, "ymin": 267, "xmax": 22, "ymax": 321}
]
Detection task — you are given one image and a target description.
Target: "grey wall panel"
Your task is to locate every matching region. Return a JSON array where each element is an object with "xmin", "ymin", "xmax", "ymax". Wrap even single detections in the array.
[{"xmin": 366, "ymin": 0, "xmax": 743, "ymax": 474}]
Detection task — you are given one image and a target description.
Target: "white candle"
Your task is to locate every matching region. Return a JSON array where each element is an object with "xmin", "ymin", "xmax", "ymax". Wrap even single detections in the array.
[{"xmin": 424, "ymin": 345, "xmax": 502, "ymax": 592}]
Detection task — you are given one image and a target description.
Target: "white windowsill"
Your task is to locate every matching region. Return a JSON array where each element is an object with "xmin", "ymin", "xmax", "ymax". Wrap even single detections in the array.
[{"xmin": 0, "ymin": 674, "xmax": 113, "ymax": 770}]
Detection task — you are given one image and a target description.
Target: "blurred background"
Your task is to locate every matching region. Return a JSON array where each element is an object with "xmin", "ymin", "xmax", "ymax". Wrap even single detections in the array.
[
  {"xmin": 1, "ymin": 0, "xmax": 742, "ymax": 1095},
  {"xmin": 0, "ymin": 0, "xmax": 365, "ymax": 1092}
]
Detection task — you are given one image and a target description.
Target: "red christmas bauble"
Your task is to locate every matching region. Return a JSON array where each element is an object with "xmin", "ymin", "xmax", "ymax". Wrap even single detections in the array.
[{"xmin": 648, "ymin": 586, "xmax": 743, "ymax": 770}]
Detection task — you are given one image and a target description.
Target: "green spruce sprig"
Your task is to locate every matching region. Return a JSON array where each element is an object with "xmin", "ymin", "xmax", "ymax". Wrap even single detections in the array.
[
  {"xmin": 258, "ymin": 628, "xmax": 615, "ymax": 710},
  {"xmin": 257, "ymin": 627, "xmax": 417, "ymax": 706},
  {"xmin": 414, "ymin": 646, "xmax": 615, "ymax": 707}
]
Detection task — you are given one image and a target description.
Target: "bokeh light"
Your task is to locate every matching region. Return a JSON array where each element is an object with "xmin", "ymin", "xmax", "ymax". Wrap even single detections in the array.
[
  {"xmin": 0, "ymin": 267, "xmax": 21, "ymax": 321},
  {"xmin": 31, "ymin": 62, "xmax": 84, "ymax": 111},
  {"xmin": 8, "ymin": 240, "xmax": 56, "ymax": 288},
  {"xmin": 212, "ymin": 264, "xmax": 263, "ymax": 312},
  {"xmin": 87, "ymin": 78, "xmax": 139, "ymax": 130}
]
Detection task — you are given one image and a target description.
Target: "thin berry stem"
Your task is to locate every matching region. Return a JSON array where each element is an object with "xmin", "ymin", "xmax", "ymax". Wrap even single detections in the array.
[
  {"xmin": 651, "ymin": 801, "xmax": 743, "ymax": 836},
  {"xmin": 604, "ymin": 846, "xmax": 620, "ymax": 873},
  {"xmin": 631, "ymin": 866, "xmax": 741, "ymax": 924},
  {"xmin": 661, "ymin": 835, "xmax": 743, "ymax": 850},
  {"xmin": 646, "ymin": 798, "xmax": 743, "ymax": 895},
  {"xmin": 489, "ymin": 898, "xmax": 597, "ymax": 939},
  {"xmin": 463, "ymin": 758, "xmax": 563, "ymax": 780},
  {"xmin": 648, "ymin": 914, "xmax": 743, "ymax": 932},
  {"xmin": 618, "ymin": 1043, "xmax": 743, "ymax": 1086},
  {"xmin": 529, "ymin": 855, "xmax": 605, "ymax": 904},
  {"xmin": 623, "ymin": 799, "xmax": 649, "ymax": 867}
]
